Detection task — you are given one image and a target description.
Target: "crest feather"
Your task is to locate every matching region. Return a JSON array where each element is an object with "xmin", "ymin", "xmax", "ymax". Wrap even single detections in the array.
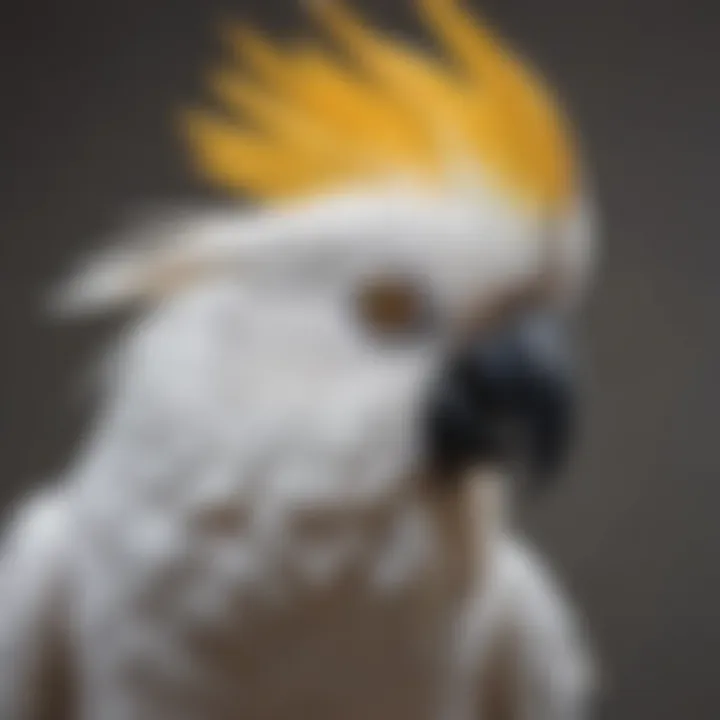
[{"xmin": 183, "ymin": 0, "xmax": 576, "ymax": 210}]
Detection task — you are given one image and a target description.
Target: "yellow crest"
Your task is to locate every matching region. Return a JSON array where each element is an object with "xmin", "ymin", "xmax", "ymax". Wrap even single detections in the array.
[{"xmin": 183, "ymin": 0, "xmax": 577, "ymax": 211}]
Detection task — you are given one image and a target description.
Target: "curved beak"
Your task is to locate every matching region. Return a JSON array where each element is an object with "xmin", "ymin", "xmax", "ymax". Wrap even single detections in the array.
[{"xmin": 425, "ymin": 313, "xmax": 576, "ymax": 489}]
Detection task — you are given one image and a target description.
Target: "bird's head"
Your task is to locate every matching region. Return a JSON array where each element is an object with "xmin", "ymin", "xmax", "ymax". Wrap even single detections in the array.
[{"xmin": 59, "ymin": 0, "xmax": 596, "ymax": 496}]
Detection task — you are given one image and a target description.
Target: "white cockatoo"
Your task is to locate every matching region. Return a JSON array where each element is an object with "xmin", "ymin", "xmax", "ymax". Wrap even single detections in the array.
[{"xmin": 0, "ymin": 1, "xmax": 599, "ymax": 719}]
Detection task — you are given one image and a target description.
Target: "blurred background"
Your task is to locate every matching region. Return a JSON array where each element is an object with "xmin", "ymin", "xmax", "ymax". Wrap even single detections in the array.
[{"xmin": 1, "ymin": 0, "xmax": 718, "ymax": 717}]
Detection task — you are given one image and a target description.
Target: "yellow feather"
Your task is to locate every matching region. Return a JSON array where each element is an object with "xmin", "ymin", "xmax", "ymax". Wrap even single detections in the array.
[
  {"xmin": 224, "ymin": 23, "xmax": 288, "ymax": 83},
  {"xmin": 182, "ymin": 0, "xmax": 578, "ymax": 208},
  {"xmin": 418, "ymin": 0, "xmax": 573, "ymax": 205},
  {"xmin": 183, "ymin": 110, "xmax": 343, "ymax": 199},
  {"xmin": 286, "ymin": 46, "xmax": 433, "ymax": 169}
]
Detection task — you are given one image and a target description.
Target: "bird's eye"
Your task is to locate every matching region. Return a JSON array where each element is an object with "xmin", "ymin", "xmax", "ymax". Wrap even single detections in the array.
[{"xmin": 354, "ymin": 274, "xmax": 434, "ymax": 340}]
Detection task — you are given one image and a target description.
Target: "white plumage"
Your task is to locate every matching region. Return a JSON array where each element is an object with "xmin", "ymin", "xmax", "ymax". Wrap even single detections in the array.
[{"xmin": 0, "ymin": 182, "xmax": 596, "ymax": 719}]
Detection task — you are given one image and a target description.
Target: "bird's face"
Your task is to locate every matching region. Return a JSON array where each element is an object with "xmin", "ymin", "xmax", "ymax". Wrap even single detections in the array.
[{"xmin": 157, "ymin": 181, "xmax": 595, "ymax": 492}]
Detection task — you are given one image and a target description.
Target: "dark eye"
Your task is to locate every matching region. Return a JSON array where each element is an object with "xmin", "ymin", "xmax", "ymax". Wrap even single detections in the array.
[{"xmin": 355, "ymin": 274, "xmax": 435, "ymax": 340}]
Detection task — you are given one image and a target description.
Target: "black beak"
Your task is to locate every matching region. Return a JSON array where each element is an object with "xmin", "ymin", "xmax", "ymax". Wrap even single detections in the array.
[{"xmin": 425, "ymin": 313, "xmax": 576, "ymax": 488}]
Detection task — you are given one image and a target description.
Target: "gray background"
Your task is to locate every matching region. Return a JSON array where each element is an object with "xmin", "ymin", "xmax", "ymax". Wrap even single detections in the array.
[{"xmin": 1, "ymin": 1, "xmax": 718, "ymax": 717}]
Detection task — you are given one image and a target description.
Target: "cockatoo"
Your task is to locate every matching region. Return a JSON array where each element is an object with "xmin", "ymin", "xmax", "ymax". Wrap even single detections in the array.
[{"xmin": 0, "ymin": 1, "xmax": 599, "ymax": 719}]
